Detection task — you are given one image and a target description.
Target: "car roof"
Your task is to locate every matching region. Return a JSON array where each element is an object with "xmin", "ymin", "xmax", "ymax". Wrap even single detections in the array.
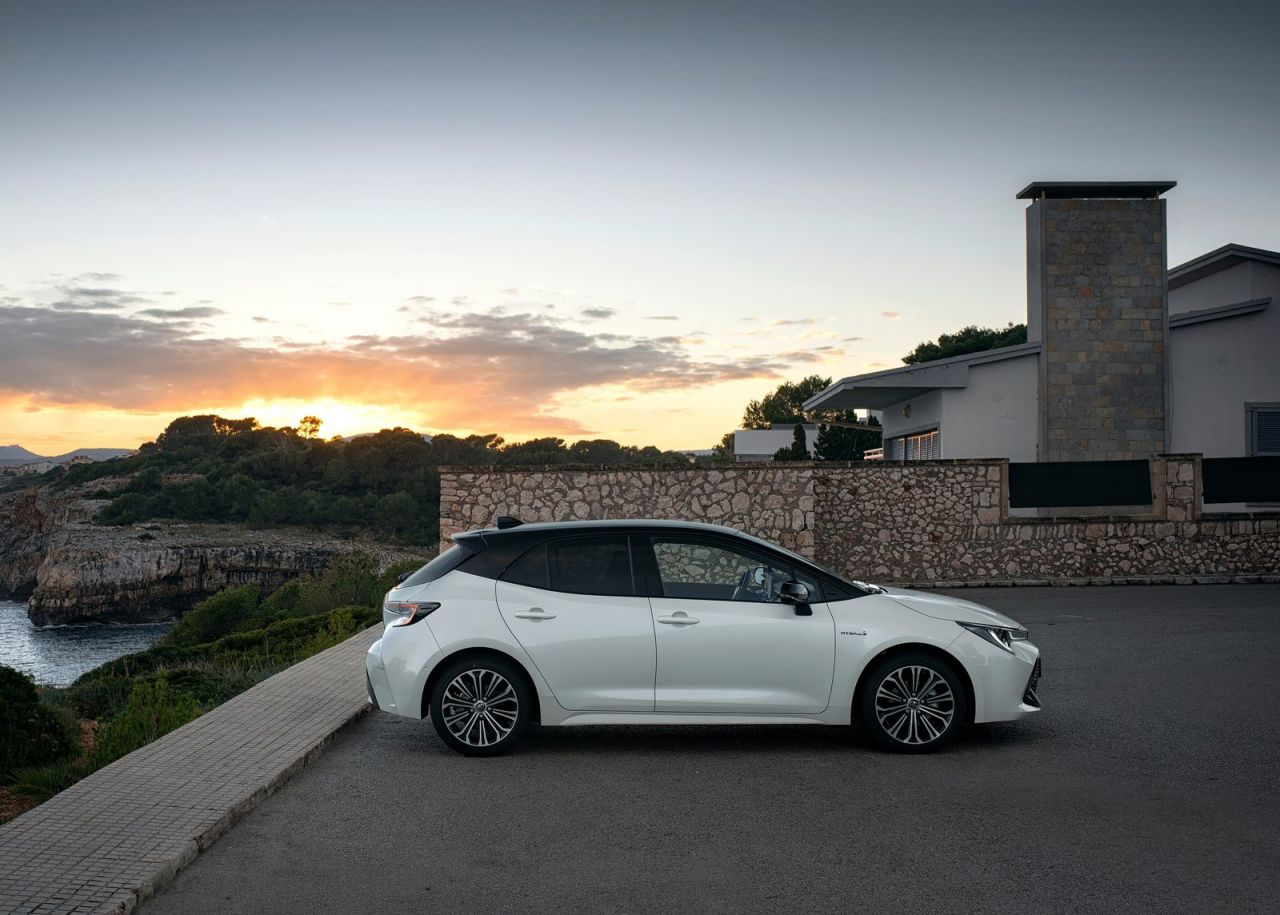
[{"xmin": 457, "ymin": 518, "xmax": 744, "ymax": 539}]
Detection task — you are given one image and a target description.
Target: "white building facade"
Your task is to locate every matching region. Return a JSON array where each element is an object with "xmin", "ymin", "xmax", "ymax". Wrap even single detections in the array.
[{"xmin": 806, "ymin": 182, "xmax": 1279, "ymax": 463}]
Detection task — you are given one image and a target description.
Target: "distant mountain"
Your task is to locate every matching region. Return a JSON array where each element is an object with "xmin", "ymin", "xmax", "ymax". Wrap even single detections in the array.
[
  {"xmin": 0, "ymin": 445, "xmax": 45, "ymax": 466},
  {"xmin": 0, "ymin": 445, "xmax": 133, "ymax": 468}
]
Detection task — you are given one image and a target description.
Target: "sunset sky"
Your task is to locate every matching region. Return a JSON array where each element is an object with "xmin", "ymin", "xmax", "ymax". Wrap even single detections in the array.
[{"xmin": 2, "ymin": 0, "xmax": 1278, "ymax": 453}]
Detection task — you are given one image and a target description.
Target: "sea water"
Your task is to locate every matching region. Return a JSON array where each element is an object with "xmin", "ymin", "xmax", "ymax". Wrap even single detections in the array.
[{"xmin": 0, "ymin": 601, "xmax": 172, "ymax": 687}]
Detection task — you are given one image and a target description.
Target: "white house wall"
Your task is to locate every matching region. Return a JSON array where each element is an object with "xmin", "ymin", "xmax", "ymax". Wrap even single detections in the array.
[
  {"xmin": 941, "ymin": 354, "xmax": 1039, "ymax": 462},
  {"xmin": 877, "ymin": 389, "xmax": 944, "ymax": 447},
  {"xmin": 1169, "ymin": 261, "xmax": 1256, "ymax": 315},
  {"xmin": 1169, "ymin": 269, "xmax": 1280, "ymax": 458}
]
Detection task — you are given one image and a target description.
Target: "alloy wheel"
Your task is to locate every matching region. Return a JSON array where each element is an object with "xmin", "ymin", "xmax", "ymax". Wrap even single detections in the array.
[
  {"xmin": 874, "ymin": 664, "xmax": 956, "ymax": 745},
  {"xmin": 441, "ymin": 668, "xmax": 520, "ymax": 748}
]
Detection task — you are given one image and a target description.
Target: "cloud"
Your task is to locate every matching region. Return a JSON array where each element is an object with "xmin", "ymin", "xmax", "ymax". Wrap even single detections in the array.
[
  {"xmin": 72, "ymin": 272, "xmax": 123, "ymax": 283},
  {"xmin": 0, "ymin": 295, "xmax": 793, "ymax": 434},
  {"xmin": 881, "ymin": 311, "xmax": 900, "ymax": 320},
  {"xmin": 770, "ymin": 318, "xmax": 820, "ymax": 326},
  {"xmin": 252, "ymin": 316, "xmax": 270, "ymax": 323},
  {"xmin": 137, "ymin": 306, "xmax": 225, "ymax": 320},
  {"xmin": 842, "ymin": 336, "xmax": 866, "ymax": 342},
  {"xmin": 405, "ymin": 295, "xmax": 435, "ymax": 304},
  {"xmin": 646, "ymin": 315, "xmax": 679, "ymax": 321},
  {"xmin": 450, "ymin": 295, "xmax": 470, "ymax": 306},
  {"xmin": 580, "ymin": 307, "xmax": 616, "ymax": 319}
]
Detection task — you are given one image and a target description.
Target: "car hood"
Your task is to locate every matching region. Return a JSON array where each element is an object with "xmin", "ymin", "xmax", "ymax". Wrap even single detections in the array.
[{"xmin": 882, "ymin": 587, "xmax": 1023, "ymax": 629}]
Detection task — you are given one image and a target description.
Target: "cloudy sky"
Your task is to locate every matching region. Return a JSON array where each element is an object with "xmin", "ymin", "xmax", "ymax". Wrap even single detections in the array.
[{"xmin": 2, "ymin": 0, "xmax": 1277, "ymax": 452}]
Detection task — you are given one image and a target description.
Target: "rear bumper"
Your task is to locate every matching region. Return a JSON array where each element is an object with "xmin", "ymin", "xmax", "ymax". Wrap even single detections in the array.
[{"xmin": 365, "ymin": 638, "xmax": 399, "ymax": 714}]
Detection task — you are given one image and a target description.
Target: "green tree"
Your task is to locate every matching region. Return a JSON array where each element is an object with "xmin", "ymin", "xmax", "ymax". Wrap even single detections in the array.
[
  {"xmin": 902, "ymin": 323, "xmax": 1027, "ymax": 365},
  {"xmin": 298, "ymin": 415, "xmax": 323, "ymax": 439},
  {"xmin": 742, "ymin": 375, "xmax": 833, "ymax": 428},
  {"xmin": 814, "ymin": 414, "xmax": 882, "ymax": 460}
]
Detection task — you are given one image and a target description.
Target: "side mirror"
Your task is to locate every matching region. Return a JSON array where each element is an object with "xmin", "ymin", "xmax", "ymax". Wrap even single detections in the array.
[
  {"xmin": 396, "ymin": 571, "xmax": 412, "ymax": 584},
  {"xmin": 779, "ymin": 581, "xmax": 812, "ymax": 616}
]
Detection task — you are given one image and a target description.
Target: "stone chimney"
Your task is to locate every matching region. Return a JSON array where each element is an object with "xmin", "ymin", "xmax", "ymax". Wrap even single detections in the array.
[{"xmin": 1020, "ymin": 181, "xmax": 1176, "ymax": 461}]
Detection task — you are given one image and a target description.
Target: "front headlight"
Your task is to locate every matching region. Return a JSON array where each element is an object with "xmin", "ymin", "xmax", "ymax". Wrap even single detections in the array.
[{"xmin": 957, "ymin": 621, "xmax": 1029, "ymax": 653}]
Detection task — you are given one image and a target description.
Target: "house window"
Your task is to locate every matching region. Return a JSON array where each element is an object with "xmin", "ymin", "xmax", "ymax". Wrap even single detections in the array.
[
  {"xmin": 1248, "ymin": 405, "xmax": 1280, "ymax": 456},
  {"xmin": 887, "ymin": 428, "xmax": 940, "ymax": 461}
]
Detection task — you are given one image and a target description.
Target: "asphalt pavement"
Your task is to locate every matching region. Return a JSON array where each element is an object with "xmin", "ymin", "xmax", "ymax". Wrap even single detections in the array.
[{"xmin": 143, "ymin": 585, "xmax": 1280, "ymax": 914}]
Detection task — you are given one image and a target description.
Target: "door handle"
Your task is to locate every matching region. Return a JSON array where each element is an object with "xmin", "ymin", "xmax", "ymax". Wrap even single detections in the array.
[
  {"xmin": 514, "ymin": 608, "xmax": 556, "ymax": 621},
  {"xmin": 657, "ymin": 612, "xmax": 699, "ymax": 626}
]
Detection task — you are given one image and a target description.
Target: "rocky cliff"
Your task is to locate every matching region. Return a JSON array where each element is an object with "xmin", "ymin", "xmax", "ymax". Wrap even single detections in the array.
[{"xmin": 1, "ymin": 484, "xmax": 424, "ymax": 626}]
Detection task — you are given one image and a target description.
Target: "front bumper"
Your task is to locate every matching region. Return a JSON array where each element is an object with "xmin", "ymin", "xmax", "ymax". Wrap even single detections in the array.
[{"xmin": 948, "ymin": 632, "xmax": 1042, "ymax": 723}]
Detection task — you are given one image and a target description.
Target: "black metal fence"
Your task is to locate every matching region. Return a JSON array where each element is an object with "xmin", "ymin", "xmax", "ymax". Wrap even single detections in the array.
[
  {"xmin": 1008, "ymin": 459, "xmax": 1153, "ymax": 509},
  {"xmin": 1202, "ymin": 457, "xmax": 1280, "ymax": 504}
]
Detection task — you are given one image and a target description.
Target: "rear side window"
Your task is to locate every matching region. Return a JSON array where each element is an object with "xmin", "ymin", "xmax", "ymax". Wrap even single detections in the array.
[
  {"xmin": 547, "ymin": 536, "xmax": 634, "ymax": 596},
  {"xmin": 501, "ymin": 544, "xmax": 548, "ymax": 590},
  {"xmin": 399, "ymin": 545, "xmax": 470, "ymax": 589}
]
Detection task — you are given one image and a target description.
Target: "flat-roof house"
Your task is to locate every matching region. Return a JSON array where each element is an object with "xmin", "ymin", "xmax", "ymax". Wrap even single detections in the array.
[
  {"xmin": 732, "ymin": 424, "xmax": 818, "ymax": 461},
  {"xmin": 805, "ymin": 181, "xmax": 1280, "ymax": 462}
]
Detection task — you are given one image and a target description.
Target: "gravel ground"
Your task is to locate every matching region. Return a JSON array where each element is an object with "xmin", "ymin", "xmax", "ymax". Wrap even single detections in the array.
[{"xmin": 144, "ymin": 585, "xmax": 1280, "ymax": 915}]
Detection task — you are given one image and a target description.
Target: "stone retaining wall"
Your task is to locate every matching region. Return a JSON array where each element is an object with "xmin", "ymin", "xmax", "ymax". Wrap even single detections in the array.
[{"xmin": 439, "ymin": 456, "xmax": 1280, "ymax": 586}]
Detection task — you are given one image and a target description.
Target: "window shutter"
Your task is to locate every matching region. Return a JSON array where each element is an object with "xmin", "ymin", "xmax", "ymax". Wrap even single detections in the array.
[{"xmin": 1253, "ymin": 408, "xmax": 1280, "ymax": 456}]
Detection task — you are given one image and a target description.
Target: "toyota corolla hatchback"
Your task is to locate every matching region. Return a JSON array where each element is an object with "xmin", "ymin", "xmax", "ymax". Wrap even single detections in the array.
[{"xmin": 366, "ymin": 518, "xmax": 1041, "ymax": 755}]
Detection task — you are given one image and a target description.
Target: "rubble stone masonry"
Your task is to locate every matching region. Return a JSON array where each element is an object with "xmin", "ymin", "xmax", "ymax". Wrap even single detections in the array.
[{"xmin": 439, "ymin": 458, "xmax": 1279, "ymax": 587}]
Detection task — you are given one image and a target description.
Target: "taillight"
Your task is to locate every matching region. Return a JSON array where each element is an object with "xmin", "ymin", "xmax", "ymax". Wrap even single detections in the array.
[{"xmin": 385, "ymin": 601, "xmax": 440, "ymax": 627}]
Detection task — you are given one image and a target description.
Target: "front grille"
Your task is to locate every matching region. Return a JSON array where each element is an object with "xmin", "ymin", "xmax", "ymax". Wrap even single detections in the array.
[{"xmin": 1023, "ymin": 658, "xmax": 1042, "ymax": 708}]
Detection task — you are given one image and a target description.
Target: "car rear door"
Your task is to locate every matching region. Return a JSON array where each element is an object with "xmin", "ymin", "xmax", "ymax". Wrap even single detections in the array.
[
  {"xmin": 495, "ymin": 534, "xmax": 656, "ymax": 711},
  {"xmin": 641, "ymin": 535, "xmax": 835, "ymax": 714}
]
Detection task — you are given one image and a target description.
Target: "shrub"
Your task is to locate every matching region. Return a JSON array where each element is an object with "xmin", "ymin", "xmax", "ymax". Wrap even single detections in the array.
[
  {"xmin": 0, "ymin": 666, "xmax": 77, "ymax": 776},
  {"xmin": 8, "ymin": 760, "xmax": 91, "ymax": 802},
  {"xmin": 162, "ymin": 584, "xmax": 260, "ymax": 647},
  {"xmin": 90, "ymin": 676, "xmax": 201, "ymax": 769},
  {"xmin": 294, "ymin": 553, "xmax": 383, "ymax": 616}
]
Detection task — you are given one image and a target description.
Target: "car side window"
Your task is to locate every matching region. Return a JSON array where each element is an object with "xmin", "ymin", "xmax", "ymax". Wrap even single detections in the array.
[
  {"xmin": 501, "ymin": 543, "xmax": 548, "ymax": 590},
  {"xmin": 546, "ymin": 536, "xmax": 635, "ymax": 596},
  {"xmin": 651, "ymin": 538, "xmax": 810, "ymax": 603}
]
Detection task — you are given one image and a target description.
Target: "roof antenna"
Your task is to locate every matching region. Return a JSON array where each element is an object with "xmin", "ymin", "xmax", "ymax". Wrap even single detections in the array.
[{"xmin": 495, "ymin": 515, "xmax": 524, "ymax": 530}]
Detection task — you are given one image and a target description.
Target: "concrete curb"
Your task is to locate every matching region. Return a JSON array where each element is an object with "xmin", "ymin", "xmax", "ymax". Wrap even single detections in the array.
[{"xmin": 0, "ymin": 624, "xmax": 383, "ymax": 915}]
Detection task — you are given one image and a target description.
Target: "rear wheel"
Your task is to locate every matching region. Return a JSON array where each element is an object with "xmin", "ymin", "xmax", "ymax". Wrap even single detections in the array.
[
  {"xmin": 429, "ymin": 656, "xmax": 531, "ymax": 757},
  {"xmin": 859, "ymin": 653, "xmax": 967, "ymax": 753}
]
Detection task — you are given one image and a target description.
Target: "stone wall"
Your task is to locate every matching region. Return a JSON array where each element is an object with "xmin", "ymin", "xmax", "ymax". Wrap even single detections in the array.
[
  {"xmin": 1028, "ymin": 197, "xmax": 1168, "ymax": 460},
  {"xmin": 439, "ymin": 457, "xmax": 1280, "ymax": 587},
  {"xmin": 439, "ymin": 464, "xmax": 814, "ymax": 556}
]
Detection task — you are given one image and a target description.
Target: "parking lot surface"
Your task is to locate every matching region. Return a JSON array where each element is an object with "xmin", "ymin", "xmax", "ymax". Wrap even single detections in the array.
[{"xmin": 144, "ymin": 585, "xmax": 1280, "ymax": 914}]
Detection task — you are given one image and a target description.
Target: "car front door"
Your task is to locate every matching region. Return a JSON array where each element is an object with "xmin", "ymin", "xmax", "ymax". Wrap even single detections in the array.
[
  {"xmin": 642, "ymin": 535, "xmax": 836, "ymax": 714},
  {"xmin": 495, "ymin": 535, "xmax": 656, "ymax": 712}
]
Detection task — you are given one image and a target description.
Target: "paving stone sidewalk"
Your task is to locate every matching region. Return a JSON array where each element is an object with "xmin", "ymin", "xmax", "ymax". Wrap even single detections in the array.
[{"xmin": 0, "ymin": 624, "xmax": 382, "ymax": 915}]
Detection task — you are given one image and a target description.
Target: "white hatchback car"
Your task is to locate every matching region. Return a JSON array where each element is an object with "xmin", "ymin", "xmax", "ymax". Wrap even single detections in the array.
[{"xmin": 366, "ymin": 519, "xmax": 1041, "ymax": 755}]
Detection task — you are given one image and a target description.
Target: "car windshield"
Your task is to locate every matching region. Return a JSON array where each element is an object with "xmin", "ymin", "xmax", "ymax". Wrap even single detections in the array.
[{"xmin": 732, "ymin": 530, "xmax": 874, "ymax": 592}]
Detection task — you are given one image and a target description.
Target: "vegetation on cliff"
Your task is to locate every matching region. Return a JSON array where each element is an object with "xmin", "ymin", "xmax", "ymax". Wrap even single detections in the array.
[
  {"xmin": 30, "ymin": 415, "xmax": 689, "ymax": 546},
  {"xmin": 0, "ymin": 551, "xmax": 418, "ymax": 822}
]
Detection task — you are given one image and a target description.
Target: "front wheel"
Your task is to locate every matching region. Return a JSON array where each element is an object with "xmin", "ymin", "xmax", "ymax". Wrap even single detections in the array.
[
  {"xmin": 859, "ymin": 653, "xmax": 967, "ymax": 753},
  {"xmin": 429, "ymin": 657, "xmax": 531, "ymax": 756}
]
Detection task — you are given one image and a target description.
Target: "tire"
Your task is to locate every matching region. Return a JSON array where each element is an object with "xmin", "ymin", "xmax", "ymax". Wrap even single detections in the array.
[
  {"xmin": 429, "ymin": 656, "xmax": 532, "ymax": 757},
  {"xmin": 859, "ymin": 652, "xmax": 968, "ymax": 753}
]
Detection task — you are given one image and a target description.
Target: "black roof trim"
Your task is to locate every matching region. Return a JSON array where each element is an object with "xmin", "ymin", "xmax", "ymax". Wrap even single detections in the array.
[
  {"xmin": 1016, "ymin": 181, "xmax": 1176, "ymax": 200},
  {"xmin": 1168, "ymin": 243, "xmax": 1280, "ymax": 290},
  {"xmin": 1169, "ymin": 297, "xmax": 1271, "ymax": 329}
]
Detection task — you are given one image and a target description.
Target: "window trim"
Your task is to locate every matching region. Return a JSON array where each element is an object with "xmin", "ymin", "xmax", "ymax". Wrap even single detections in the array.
[
  {"xmin": 638, "ymin": 533, "xmax": 826, "ymax": 605},
  {"xmin": 1246, "ymin": 403, "xmax": 1280, "ymax": 457}
]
